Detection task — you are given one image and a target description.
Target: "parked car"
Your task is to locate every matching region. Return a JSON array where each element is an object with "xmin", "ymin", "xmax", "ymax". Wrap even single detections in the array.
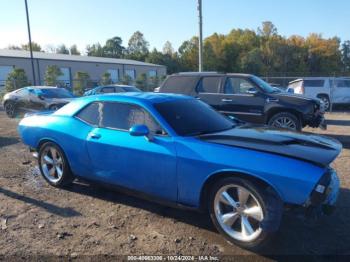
[
  {"xmin": 158, "ymin": 73, "xmax": 326, "ymax": 131},
  {"xmin": 2, "ymin": 86, "xmax": 75, "ymax": 118},
  {"xmin": 18, "ymin": 93, "xmax": 341, "ymax": 250},
  {"xmin": 287, "ymin": 77, "xmax": 350, "ymax": 111},
  {"xmin": 83, "ymin": 84, "xmax": 141, "ymax": 96}
]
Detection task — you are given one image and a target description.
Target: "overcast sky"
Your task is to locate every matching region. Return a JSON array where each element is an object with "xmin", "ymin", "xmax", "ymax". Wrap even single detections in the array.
[{"xmin": 0, "ymin": 0, "xmax": 349, "ymax": 53}]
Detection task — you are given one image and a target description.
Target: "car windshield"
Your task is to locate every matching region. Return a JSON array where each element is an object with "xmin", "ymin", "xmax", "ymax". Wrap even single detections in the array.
[
  {"xmin": 250, "ymin": 76, "xmax": 281, "ymax": 93},
  {"xmin": 122, "ymin": 86, "xmax": 141, "ymax": 92},
  {"xmin": 154, "ymin": 99, "xmax": 234, "ymax": 136},
  {"xmin": 38, "ymin": 88, "xmax": 75, "ymax": 98}
]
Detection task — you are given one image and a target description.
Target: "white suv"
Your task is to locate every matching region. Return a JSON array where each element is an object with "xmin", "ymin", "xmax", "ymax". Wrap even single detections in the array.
[{"xmin": 287, "ymin": 77, "xmax": 350, "ymax": 110}]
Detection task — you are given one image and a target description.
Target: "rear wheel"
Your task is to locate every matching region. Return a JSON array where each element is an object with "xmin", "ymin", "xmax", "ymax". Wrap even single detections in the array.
[
  {"xmin": 4, "ymin": 101, "xmax": 17, "ymax": 118},
  {"xmin": 38, "ymin": 142, "xmax": 74, "ymax": 187},
  {"xmin": 318, "ymin": 95, "xmax": 330, "ymax": 111},
  {"xmin": 268, "ymin": 112, "xmax": 301, "ymax": 131},
  {"xmin": 49, "ymin": 104, "xmax": 60, "ymax": 111},
  {"xmin": 209, "ymin": 177, "xmax": 282, "ymax": 251}
]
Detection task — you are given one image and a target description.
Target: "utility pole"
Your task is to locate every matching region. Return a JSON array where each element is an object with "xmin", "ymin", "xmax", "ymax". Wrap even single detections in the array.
[
  {"xmin": 197, "ymin": 0, "xmax": 203, "ymax": 72},
  {"xmin": 24, "ymin": 0, "xmax": 36, "ymax": 85}
]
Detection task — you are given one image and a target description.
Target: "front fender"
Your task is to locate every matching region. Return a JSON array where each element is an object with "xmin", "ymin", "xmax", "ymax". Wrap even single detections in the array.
[{"xmin": 175, "ymin": 137, "xmax": 326, "ymax": 208}]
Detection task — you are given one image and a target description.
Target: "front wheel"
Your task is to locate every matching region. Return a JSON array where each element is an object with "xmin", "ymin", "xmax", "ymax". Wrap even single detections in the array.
[
  {"xmin": 268, "ymin": 112, "xmax": 301, "ymax": 131},
  {"xmin": 4, "ymin": 101, "xmax": 17, "ymax": 118},
  {"xmin": 209, "ymin": 177, "xmax": 282, "ymax": 251},
  {"xmin": 38, "ymin": 142, "xmax": 74, "ymax": 187}
]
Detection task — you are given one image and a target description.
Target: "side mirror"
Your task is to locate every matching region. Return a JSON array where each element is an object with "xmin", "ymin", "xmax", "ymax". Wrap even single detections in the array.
[
  {"xmin": 129, "ymin": 124, "xmax": 153, "ymax": 141},
  {"xmin": 246, "ymin": 88, "xmax": 258, "ymax": 95},
  {"xmin": 38, "ymin": 94, "xmax": 45, "ymax": 100}
]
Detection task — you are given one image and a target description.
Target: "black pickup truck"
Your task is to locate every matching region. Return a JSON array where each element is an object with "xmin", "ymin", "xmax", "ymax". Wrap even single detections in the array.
[{"xmin": 158, "ymin": 73, "xmax": 326, "ymax": 131}]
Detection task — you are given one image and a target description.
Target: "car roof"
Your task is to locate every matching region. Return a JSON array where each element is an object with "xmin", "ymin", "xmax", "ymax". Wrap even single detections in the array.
[
  {"xmin": 95, "ymin": 84, "xmax": 137, "ymax": 88},
  {"xmin": 79, "ymin": 92, "xmax": 192, "ymax": 104},
  {"xmin": 26, "ymin": 86, "xmax": 58, "ymax": 89},
  {"xmin": 171, "ymin": 72, "xmax": 253, "ymax": 77},
  {"xmin": 55, "ymin": 92, "xmax": 192, "ymax": 117}
]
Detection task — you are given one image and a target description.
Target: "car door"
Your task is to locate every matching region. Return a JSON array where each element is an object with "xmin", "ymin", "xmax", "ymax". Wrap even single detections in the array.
[
  {"xmin": 27, "ymin": 89, "xmax": 46, "ymax": 111},
  {"xmin": 196, "ymin": 76, "xmax": 224, "ymax": 110},
  {"xmin": 85, "ymin": 101, "xmax": 178, "ymax": 202},
  {"xmin": 216, "ymin": 76, "xmax": 266, "ymax": 124},
  {"xmin": 332, "ymin": 78, "xmax": 350, "ymax": 104}
]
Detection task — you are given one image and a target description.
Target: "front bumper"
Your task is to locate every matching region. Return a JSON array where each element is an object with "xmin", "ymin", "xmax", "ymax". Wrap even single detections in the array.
[
  {"xmin": 305, "ymin": 112, "xmax": 327, "ymax": 130},
  {"xmin": 307, "ymin": 168, "xmax": 340, "ymax": 215}
]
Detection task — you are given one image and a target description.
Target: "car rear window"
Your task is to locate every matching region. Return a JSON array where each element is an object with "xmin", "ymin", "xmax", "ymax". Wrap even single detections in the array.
[
  {"xmin": 76, "ymin": 102, "xmax": 101, "ymax": 126},
  {"xmin": 160, "ymin": 76, "xmax": 198, "ymax": 94}
]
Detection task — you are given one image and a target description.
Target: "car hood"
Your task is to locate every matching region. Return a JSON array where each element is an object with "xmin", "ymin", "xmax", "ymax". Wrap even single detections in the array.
[
  {"xmin": 274, "ymin": 92, "xmax": 320, "ymax": 103},
  {"xmin": 198, "ymin": 125, "xmax": 342, "ymax": 167}
]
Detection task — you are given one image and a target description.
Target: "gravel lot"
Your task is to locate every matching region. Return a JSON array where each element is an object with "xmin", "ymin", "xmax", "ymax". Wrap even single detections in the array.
[{"xmin": 0, "ymin": 107, "xmax": 349, "ymax": 260}]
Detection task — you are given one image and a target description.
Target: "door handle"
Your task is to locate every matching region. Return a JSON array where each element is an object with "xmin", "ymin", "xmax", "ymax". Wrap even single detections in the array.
[
  {"xmin": 266, "ymin": 98, "xmax": 279, "ymax": 103},
  {"xmin": 222, "ymin": 98, "xmax": 233, "ymax": 102},
  {"xmin": 195, "ymin": 97, "xmax": 201, "ymax": 100},
  {"xmin": 89, "ymin": 133, "xmax": 101, "ymax": 139}
]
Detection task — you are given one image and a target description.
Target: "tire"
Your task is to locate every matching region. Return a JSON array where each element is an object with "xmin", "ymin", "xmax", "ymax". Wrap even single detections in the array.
[
  {"xmin": 317, "ymin": 95, "xmax": 330, "ymax": 111},
  {"xmin": 209, "ymin": 177, "xmax": 283, "ymax": 251},
  {"xmin": 38, "ymin": 142, "xmax": 74, "ymax": 187},
  {"xmin": 268, "ymin": 112, "xmax": 301, "ymax": 131},
  {"xmin": 4, "ymin": 101, "xmax": 17, "ymax": 118},
  {"xmin": 49, "ymin": 105, "xmax": 60, "ymax": 111}
]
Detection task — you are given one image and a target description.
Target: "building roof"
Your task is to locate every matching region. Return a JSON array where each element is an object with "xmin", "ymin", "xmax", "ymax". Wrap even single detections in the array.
[{"xmin": 0, "ymin": 49, "xmax": 164, "ymax": 68}]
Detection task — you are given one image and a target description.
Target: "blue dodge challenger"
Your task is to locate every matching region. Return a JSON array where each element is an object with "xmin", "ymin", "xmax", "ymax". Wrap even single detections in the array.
[{"xmin": 18, "ymin": 93, "xmax": 341, "ymax": 250}]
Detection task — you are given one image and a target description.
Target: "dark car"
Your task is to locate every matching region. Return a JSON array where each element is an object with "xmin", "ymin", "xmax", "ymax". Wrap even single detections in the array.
[
  {"xmin": 83, "ymin": 84, "xmax": 141, "ymax": 96},
  {"xmin": 2, "ymin": 86, "xmax": 75, "ymax": 118},
  {"xmin": 159, "ymin": 73, "xmax": 326, "ymax": 131}
]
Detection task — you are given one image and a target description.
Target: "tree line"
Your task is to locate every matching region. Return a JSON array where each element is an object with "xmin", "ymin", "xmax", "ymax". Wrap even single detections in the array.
[{"xmin": 8, "ymin": 21, "xmax": 350, "ymax": 77}]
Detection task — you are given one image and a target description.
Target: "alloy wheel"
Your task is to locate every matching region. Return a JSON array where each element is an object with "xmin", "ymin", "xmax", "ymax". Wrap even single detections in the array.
[
  {"xmin": 40, "ymin": 146, "xmax": 64, "ymax": 183},
  {"xmin": 320, "ymin": 97, "xmax": 330, "ymax": 111},
  {"xmin": 271, "ymin": 116, "xmax": 297, "ymax": 130},
  {"xmin": 5, "ymin": 103, "xmax": 15, "ymax": 117},
  {"xmin": 214, "ymin": 184, "xmax": 264, "ymax": 242}
]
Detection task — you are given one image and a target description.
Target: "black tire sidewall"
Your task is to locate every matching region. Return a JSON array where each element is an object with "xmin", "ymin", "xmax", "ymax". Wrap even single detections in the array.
[
  {"xmin": 4, "ymin": 101, "xmax": 16, "ymax": 118},
  {"xmin": 38, "ymin": 142, "xmax": 73, "ymax": 187},
  {"xmin": 268, "ymin": 112, "xmax": 301, "ymax": 131},
  {"xmin": 209, "ymin": 177, "xmax": 277, "ymax": 251}
]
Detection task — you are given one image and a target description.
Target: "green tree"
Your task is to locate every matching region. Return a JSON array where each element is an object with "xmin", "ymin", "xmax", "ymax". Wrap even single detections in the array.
[
  {"xmin": 126, "ymin": 31, "xmax": 149, "ymax": 61},
  {"xmin": 73, "ymin": 71, "xmax": 90, "ymax": 96},
  {"xmin": 21, "ymin": 42, "xmax": 42, "ymax": 52},
  {"xmin": 135, "ymin": 73, "xmax": 148, "ymax": 91},
  {"xmin": 86, "ymin": 43, "xmax": 104, "ymax": 57},
  {"xmin": 70, "ymin": 45, "xmax": 81, "ymax": 55},
  {"xmin": 5, "ymin": 68, "xmax": 30, "ymax": 92},
  {"xmin": 341, "ymin": 41, "xmax": 350, "ymax": 73},
  {"xmin": 100, "ymin": 72, "xmax": 112, "ymax": 85},
  {"xmin": 104, "ymin": 36, "xmax": 125, "ymax": 58},
  {"xmin": 148, "ymin": 76, "xmax": 160, "ymax": 90},
  {"xmin": 162, "ymin": 41, "xmax": 174, "ymax": 55},
  {"xmin": 178, "ymin": 37, "xmax": 199, "ymax": 71},
  {"xmin": 120, "ymin": 75, "xmax": 133, "ymax": 85},
  {"xmin": 56, "ymin": 44, "xmax": 69, "ymax": 54},
  {"xmin": 44, "ymin": 65, "xmax": 63, "ymax": 86}
]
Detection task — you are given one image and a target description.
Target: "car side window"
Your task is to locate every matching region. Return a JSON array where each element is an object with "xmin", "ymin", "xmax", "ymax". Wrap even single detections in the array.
[
  {"xmin": 197, "ymin": 77, "xmax": 221, "ymax": 93},
  {"xmin": 101, "ymin": 102, "xmax": 166, "ymax": 135},
  {"xmin": 16, "ymin": 88, "xmax": 30, "ymax": 96},
  {"xmin": 76, "ymin": 102, "xmax": 101, "ymax": 126},
  {"xmin": 114, "ymin": 86, "xmax": 124, "ymax": 92},
  {"xmin": 224, "ymin": 78, "xmax": 256, "ymax": 94},
  {"xmin": 100, "ymin": 87, "xmax": 115, "ymax": 93}
]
